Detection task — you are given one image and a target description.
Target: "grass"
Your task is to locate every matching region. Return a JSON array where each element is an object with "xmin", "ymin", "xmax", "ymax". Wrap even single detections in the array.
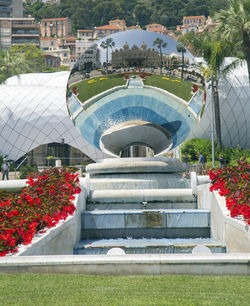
[
  {"xmin": 71, "ymin": 74, "xmax": 193, "ymax": 104},
  {"xmin": 0, "ymin": 274, "xmax": 249, "ymax": 305},
  {"xmin": 144, "ymin": 74, "xmax": 193, "ymax": 101},
  {"xmin": 70, "ymin": 75, "xmax": 126, "ymax": 103}
]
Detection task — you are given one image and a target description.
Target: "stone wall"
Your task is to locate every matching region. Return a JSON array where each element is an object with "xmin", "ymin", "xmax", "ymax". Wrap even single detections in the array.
[{"xmin": 197, "ymin": 184, "xmax": 250, "ymax": 253}]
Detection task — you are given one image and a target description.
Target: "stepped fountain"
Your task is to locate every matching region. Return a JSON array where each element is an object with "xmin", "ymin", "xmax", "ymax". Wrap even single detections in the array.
[{"xmin": 65, "ymin": 30, "xmax": 226, "ymax": 256}]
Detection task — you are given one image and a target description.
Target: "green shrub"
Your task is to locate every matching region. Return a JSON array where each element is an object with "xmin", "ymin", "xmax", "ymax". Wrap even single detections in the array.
[
  {"xmin": 181, "ymin": 138, "xmax": 250, "ymax": 165},
  {"xmin": 181, "ymin": 138, "xmax": 214, "ymax": 162}
]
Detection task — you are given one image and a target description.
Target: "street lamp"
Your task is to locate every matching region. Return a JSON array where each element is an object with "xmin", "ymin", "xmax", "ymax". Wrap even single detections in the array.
[{"xmin": 207, "ymin": 76, "xmax": 215, "ymax": 167}]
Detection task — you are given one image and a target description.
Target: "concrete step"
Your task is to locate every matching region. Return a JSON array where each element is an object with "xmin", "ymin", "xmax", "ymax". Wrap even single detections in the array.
[
  {"xmin": 89, "ymin": 173, "xmax": 190, "ymax": 190},
  {"xmin": 87, "ymin": 202, "xmax": 197, "ymax": 211},
  {"xmin": 86, "ymin": 158, "xmax": 187, "ymax": 174},
  {"xmin": 88, "ymin": 189, "xmax": 196, "ymax": 204},
  {"xmin": 81, "ymin": 209, "xmax": 210, "ymax": 239},
  {"xmin": 74, "ymin": 238, "xmax": 226, "ymax": 255}
]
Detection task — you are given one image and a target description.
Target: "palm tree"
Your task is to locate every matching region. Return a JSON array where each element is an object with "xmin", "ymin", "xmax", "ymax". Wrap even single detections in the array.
[
  {"xmin": 0, "ymin": 50, "xmax": 30, "ymax": 84},
  {"xmin": 201, "ymin": 40, "xmax": 239, "ymax": 152},
  {"xmin": 153, "ymin": 38, "xmax": 167, "ymax": 74},
  {"xmin": 100, "ymin": 38, "xmax": 115, "ymax": 73},
  {"xmin": 176, "ymin": 44, "xmax": 186, "ymax": 80},
  {"xmin": 215, "ymin": 0, "xmax": 250, "ymax": 81}
]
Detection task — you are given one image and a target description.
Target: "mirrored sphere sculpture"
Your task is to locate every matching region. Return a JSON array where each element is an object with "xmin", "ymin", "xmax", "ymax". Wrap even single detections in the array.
[{"xmin": 67, "ymin": 30, "xmax": 205, "ymax": 157}]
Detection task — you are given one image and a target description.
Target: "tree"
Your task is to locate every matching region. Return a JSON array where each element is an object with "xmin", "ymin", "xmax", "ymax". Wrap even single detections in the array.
[
  {"xmin": 178, "ymin": 31, "xmax": 207, "ymax": 56},
  {"xmin": 215, "ymin": 0, "xmax": 250, "ymax": 82},
  {"xmin": 179, "ymin": 31, "xmax": 239, "ymax": 152},
  {"xmin": 153, "ymin": 38, "xmax": 167, "ymax": 74},
  {"xmin": 100, "ymin": 38, "xmax": 115, "ymax": 73},
  {"xmin": 176, "ymin": 44, "xmax": 186, "ymax": 79},
  {"xmin": 0, "ymin": 50, "xmax": 30, "ymax": 84},
  {"xmin": 134, "ymin": 4, "xmax": 151, "ymax": 27},
  {"xmin": 10, "ymin": 44, "xmax": 45, "ymax": 72},
  {"xmin": 201, "ymin": 39, "xmax": 238, "ymax": 152}
]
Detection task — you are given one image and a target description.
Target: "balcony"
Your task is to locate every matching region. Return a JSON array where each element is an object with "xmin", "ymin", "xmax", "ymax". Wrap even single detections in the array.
[
  {"xmin": 12, "ymin": 38, "xmax": 40, "ymax": 45},
  {"xmin": 0, "ymin": 5, "xmax": 11, "ymax": 12},
  {"xmin": 0, "ymin": 0, "xmax": 11, "ymax": 4},
  {"xmin": 12, "ymin": 30, "xmax": 40, "ymax": 36},
  {"xmin": 12, "ymin": 21, "xmax": 38, "ymax": 28}
]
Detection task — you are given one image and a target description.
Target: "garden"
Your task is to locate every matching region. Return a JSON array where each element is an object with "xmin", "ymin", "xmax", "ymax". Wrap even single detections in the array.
[
  {"xmin": 0, "ymin": 167, "xmax": 81, "ymax": 257},
  {"xmin": 70, "ymin": 73, "xmax": 194, "ymax": 104},
  {"xmin": 209, "ymin": 157, "xmax": 249, "ymax": 225}
]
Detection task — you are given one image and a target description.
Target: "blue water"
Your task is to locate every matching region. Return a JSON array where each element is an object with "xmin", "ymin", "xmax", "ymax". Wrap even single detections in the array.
[
  {"xmin": 188, "ymin": 91, "xmax": 203, "ymax": 115},
  {"xmin": 128, "ymin": 78, "xmax": 144, "ymax": 87},
  {"xmin": 74, "ymin": 87, "xmax": 198, "ymax": 151},
  {"xmin": 67, "ymin": 92, "xmax": 82, "ymax": 115}
]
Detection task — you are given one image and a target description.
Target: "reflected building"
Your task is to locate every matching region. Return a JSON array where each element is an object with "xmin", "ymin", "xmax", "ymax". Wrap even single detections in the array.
[
  {"xmin": 67, "ymin": 30, "xmax": 205, "ymax": 158},
  {"xmin": 111, "ymin": 42, "xmax": 160, "ymax": 68},
  {"xmin": 74, "ymin": 44, "xmax": 101, "ymax": 72}
]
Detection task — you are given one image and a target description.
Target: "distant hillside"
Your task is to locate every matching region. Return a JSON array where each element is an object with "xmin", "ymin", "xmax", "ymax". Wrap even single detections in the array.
[{"xmin": 24, "ymin": 0, "xmax": 229, "ymax": 31}]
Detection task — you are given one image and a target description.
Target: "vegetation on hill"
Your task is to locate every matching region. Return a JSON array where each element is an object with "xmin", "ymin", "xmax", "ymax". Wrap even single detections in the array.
[{"xmin": 24, "ymin": 0, "xmax": 230, "ymax": 31}]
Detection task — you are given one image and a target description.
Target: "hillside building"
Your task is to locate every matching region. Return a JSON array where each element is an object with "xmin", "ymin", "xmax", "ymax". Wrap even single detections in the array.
[
  {"xmin": 111, "ymin": 41, "xmax": 161, "ymax": 68},
  {"xmin": 40, "ymin": 17, "xmax": 72, "ymax": 38},
  {"xmin": 0, "ymin": 17, "xmax": 39, "ymax": 49},
  {"xmin": 0, "ymin": 0, "xmax": 23, "ymax": 18},
  {"xmin": 182, "ymin": 16, "xmax": 206, "ymax": 35}
]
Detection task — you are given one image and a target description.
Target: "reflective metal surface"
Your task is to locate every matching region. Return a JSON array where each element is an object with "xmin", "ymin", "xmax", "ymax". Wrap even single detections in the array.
[{"xmin": 67, "ymin": 30, "xmax": 205, "ymax": 157}]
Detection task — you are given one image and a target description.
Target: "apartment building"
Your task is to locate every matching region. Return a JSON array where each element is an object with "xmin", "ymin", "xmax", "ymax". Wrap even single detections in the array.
[
  {"xmin": 40, "ymin": 17, "xmax": 72, "ymax": 38},
  {"xmin": 109, "ymin": 19, "xmax": 126, "ymax": 31},
  {"xmin": 0, "ymin": 0, "xmax": 23, "ymax": 18},
  {"xmin": 94, "ymin": 24, "xmax": 121, "ymax": 39},
  {"xmin": 40, "ymin": 36, "xmax": 70, "ymax": 66},
  {"xmin": 127, "ymin": 25, "xmax": 142, "ymax": 31},
  {"xmin": 0, "ymin": 17, "xmax": 39, "ymax": 49},
  {"xmin": 182, "ymin": 16, "xmax": 206, "ymax": 35},
  {"xmin": 77, "ymin": 29, "xmax": 94, "ymax": 40},
  {"xmin": 198, "ymin": 16, "xmax": 218, "ymax": 33},
  {"xmin": 146, "ymin": 23, "xmax": 167, "ymax": 35}
]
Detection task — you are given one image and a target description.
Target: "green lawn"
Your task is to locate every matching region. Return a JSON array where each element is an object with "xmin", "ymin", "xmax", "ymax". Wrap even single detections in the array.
[
  {"xmin": 0, "ymin": 274, "xmax": 249, "ymax": 305},
  {"xmin": 71, "ymin": 74, "xmax": 193, "ymax": 104},
  {"xmin": 70, "ymin": 75, "xmax": 126, "ymax": 103},
  {"xmin": 144, "ymin": 74, "xmax": 193, "ymax": 101}
]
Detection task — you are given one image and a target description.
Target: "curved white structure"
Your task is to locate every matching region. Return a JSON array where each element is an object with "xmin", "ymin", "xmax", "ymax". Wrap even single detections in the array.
[
  {"xmin": 191, "ymin": 59, "xmax": 250, "ymax": 148},
  {"xmin": 0, "ymin": 72, "xmax": 106, "ymax": 161}
]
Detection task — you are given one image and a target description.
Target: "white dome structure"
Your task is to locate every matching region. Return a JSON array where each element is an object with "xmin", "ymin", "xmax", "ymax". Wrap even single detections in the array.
[
  {"xmin": 191, "ymin": 59, "xmax": 250, "ymax": 148},
  {"xmin": 0, "ymin": 71, "xmax": 106, "ymax": 161}
]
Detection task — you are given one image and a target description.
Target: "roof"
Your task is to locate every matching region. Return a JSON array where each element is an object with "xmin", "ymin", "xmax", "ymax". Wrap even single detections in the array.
[
  {"xmin": 109, "ymin": 19, "xmax": 125, "ymax": 23},
  {"xmin": 95, "ymin": 25, "xmax": 121, "ymax": 30},
  {"xmin": 0, "ymin": 72, "xmax": 104, "ymax": 161},
  {"xmin": 66, "ymin": 36, "xmax": 76, "ymax": 41},
  {"xmin": 146, "ymin": 23, "xmax": 162, "ymax": 27},
  {"xmin": 44, "ymin": 54, "xmax": 61, "ymax": 59},
  {"xmin": 183, "ymin": 16, "xmax": 205, "ymax": 19},
  {"xmin": 41, "ymin": 18, "xmax": 69, "ymax": 22},
  {"xmin": 127, "ymin": 26, "xmax": 141, "ymax": 29},
  {"xmin": 148, "ymin": 28, "xmax": 167, "ymax": 32},
  {"xmin": 78, "ymin": 29, "xmax": 94, "ymax": 32},
  {"xmin": 40, "ymin": 37, "xmax": 57, "ymax": 40}
]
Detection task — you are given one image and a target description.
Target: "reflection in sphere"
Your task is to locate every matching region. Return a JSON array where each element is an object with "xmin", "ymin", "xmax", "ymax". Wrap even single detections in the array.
[{"xmin": 67, "ymin": 30, "xmax": 205, "ymax": 158}]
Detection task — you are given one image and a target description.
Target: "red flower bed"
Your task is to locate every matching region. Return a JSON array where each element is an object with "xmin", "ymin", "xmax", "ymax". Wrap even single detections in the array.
[
  {"xmin": 208, "ymin": 158, "xmax": 250, "ymax": 225},
  {"xmin": 0, "ymin": 168, "xmax": 81, "ymax": 257}
]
